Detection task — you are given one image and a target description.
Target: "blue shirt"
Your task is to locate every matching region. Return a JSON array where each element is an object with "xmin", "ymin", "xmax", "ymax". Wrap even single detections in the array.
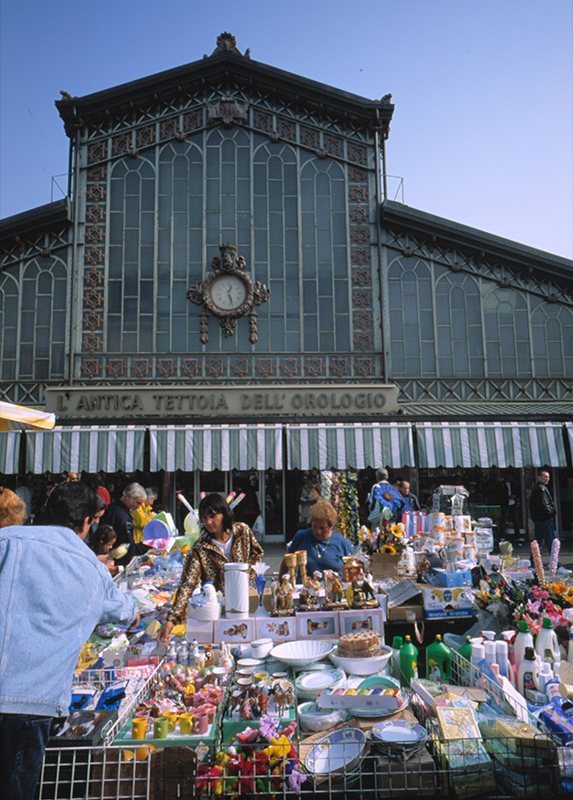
[
  {"xmin": 286, "ymin": 527, "xmax": 354, "ymax": 579},
  {"xmin": 0, "ymin": 524, "xmax": 137, "ymax": 717}
]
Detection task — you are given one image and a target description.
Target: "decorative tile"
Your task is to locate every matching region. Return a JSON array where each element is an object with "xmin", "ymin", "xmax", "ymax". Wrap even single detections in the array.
[
  {"xmin": 304, "ymin": 357, "xmax": 325, "ymax": 377},
  {"xmin": 353, "ymin": 288, "xmax": 372, "ymax": 307},
  {"xmin": 80, "ymin": 358, "xmax": 102, "ymax": 379},
  {"xmin": 156, "ymin": 358, "xmax": 176, "ymax": 378},
  {"xmin": 181, "ymin": 358, "xmax": 201, "ymax": 378},
  {"xmin": 85, "ymin": 226, "xmax": 105, "ymax": 244},
  {"xmin": 132, "ymin": 358, "xmax": 151, "ymax": 378},
  {"xmin": 86, "ymin": 204, "xmax": 106, "ymax": 223},
  {"xmin": 352, "ymin": 266, "xmax": 371, "ymax": 286},
  {"xmin": 87, "ymin": 142, "xmax": 107, "ymax": 164},
  {"xmin": 87, "ymin": 166, "xmax": 107, "ymax": 181},
  {"xmin": 255, "ymin": 358, "xmax": 276, "ymax": 377},
  {"xmin": 84, "ymin": 267, "xmax": 104, "ymax": 287},
  {"xmin": 83, "ymin": 289, "xmax": 104, "ymax": 308},
  {"xmin": 106, "ymin": 358, "xmax": 127, "ymax": 379},
  {"xmin": 348, "ymin": 143, "xmax": 367, "ymax": 165},
  {"xmin": 330, "ymin": 357, "xmax": 350, "ymax": 377},
  {"xmin": 300, "ymin": 127, "xmax": 319, "ymax": 149},
  {"xmin": 231, "ymin": 357, "xmax": 251, "ymax": 377},
  {"xmin": 280, "ymin": 358, "xmax": 299, "ymax": 377},
  {"xmin": 206, "ymin": 357, "xmax": 226, "ymax": 378},
  {"xmin": 136, "ymin": 126, "xmax": 155, "ymax": 148},
  {"xmin": 82, "ymin": 332, "xmax": 102, "ymax": 352},
  {"xmin": 351, "ymin": 247, "xmax": 370, "ymax": 265},
  {"xmin": 354, "ymin": 357, "xmax": 375, "ymax": 377},
  {"xmin": 84, "ymin": 247, "xmax": 104, "ymax": 265},
  {"xmin": 254, "ymin": 111, "xmax": 273, "ymax": 132},
  {"xmin": 86, "ymin": 184, "xmax": 106, "ymax": 202},
  {"xmin": 83, "ymin": 310, "xmax": 102, "ymax": 330},
  {"xmin": 183, "ymin": 111, "xmax": 202, "ymax": 131}
]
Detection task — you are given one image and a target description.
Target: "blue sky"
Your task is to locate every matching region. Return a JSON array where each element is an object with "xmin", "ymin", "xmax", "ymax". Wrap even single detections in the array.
[{"xmin": 1, "ymin": 0, "xmax": 571, "ymax": 258}]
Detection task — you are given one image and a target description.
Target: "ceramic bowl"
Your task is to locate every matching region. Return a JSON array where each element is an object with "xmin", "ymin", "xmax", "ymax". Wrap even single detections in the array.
[
  {"xmin": 250, "ymin": 638, "xmax": 273, "ymax": 659},
  {"xmin": 269, "ymin": 640, "xmax": 335, "ymax": 668},
  {"xmin": 304, "ymin": 727, "xmax": 367, "ymax": 775},
  {"xmin": 328, "ymin": 644, "xmax": 392, "ymax": 675},
  {"xmin": 297, "ymin": 701, "xmax": 349, "ymax": 733}
]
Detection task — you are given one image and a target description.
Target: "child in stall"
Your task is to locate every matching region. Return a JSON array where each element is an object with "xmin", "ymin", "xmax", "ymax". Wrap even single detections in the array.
[{"xmin": 88, "ymin": 524, "xmax": 119, "ymax": 575}]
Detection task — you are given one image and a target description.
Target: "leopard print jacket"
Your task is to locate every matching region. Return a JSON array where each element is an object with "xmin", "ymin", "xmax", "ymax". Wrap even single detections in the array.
[{"xmin": 167, "ymin": 522, "xmax": 263, "ymax": 624}]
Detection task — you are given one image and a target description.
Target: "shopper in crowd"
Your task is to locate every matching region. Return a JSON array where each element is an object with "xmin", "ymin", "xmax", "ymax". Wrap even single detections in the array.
[
  {"xmin": 0, "ymin": 482, "xmax": 139, "ymax": 800},
  {"xmin": 397, "ymin": 479, "xmax": 421, "ymax": 516},
  {"xmin": 158, "ymin": 493, "xmax": 263, "ymax": 642},
  {"xmin": 529, "ymin": 470, "xmax": 557, "ymax": 552},
  {"xmin": 0, "ymin": 487, "xmax": 26, "ymax": 528},
  {"xmin": 499, "ymin": 469, "xmax": 524, "ymax": 543},
  {"xmin": 99, "ymin": 482, "xmax": 149, "ymax": 561},
  {"xmin": 88, "ymin": 523, "xmax": 119, "ymax": 575},
  {"xmin": 15, "ymin": 476, "xmax": 33, "ymax": 522},
  {"xmin": 367, "ymin": 468, "xmax": 391, "ymax": 513},
  {"xmin": 90, "ymin": 472, "xmax": 111, "ymax": 506},
  {"xmin": 131, "ymin": 486, "xmax": 158, "ymax": 543},
  {"xmin": 64, "ymin": 471, "xmax": 79, "ymax": 483},
  {"xmin": 279, "ymin": 499, "xmax": 354, "ymax": 581}
]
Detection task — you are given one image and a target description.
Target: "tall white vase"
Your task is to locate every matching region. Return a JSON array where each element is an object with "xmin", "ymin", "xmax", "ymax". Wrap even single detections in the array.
[{"xmin": 224, "ymin": 562, "xmax": 250, "ymax": 618}]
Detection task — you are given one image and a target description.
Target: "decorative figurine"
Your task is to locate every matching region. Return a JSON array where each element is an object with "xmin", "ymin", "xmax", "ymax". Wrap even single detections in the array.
[
  {"xmin": 323, "ymin": 569, "xmax": 349, "ymax": 609},
  {"xmin": 295, "ymin": 550, "xmax": 308, "ymax": 586},
  {"xmin": 276, "ymin": 573, "xmax": 294, "ymax": 615},
  {"xmin": 351, "ymin": 575, "xmax": 378, "ymax": 608},
  {"xmin": 284, "ymin": 552, "xmax": 297, "ymax": 590}
]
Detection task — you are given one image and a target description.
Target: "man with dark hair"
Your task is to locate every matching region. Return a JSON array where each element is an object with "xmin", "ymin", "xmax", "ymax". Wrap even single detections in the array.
[
  {"xmin": 529, "ymin": 470, "xmax": 557, "ymax": 553},
  {"xmin": 0, "ymin": 482, "xmax": 139, "ymax": 800}
]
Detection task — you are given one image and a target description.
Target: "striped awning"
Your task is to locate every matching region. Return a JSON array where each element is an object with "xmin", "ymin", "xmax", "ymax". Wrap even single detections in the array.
[
  {"xmin": 0, "ymin": 431, "xmax": 21, "ymax": 474},
  {"xmin": 416, "ymin": 421, "xmax": 567, "ymax": 469},
  {"xmin": 149, "ymin": 424, "xmax": 283, "ymax": 471},
  {"xmin": 0, "ymin": 399, "xmax": 55, "ymax": 431},
  {"xmin": 567, "ymin": 423, "xmax": 573, "ymax": 457},
  {"xmin": 25, "ymin": 426, "xmax": 145, "ymax": 473},
  {"xmin": 286, "ymin": 422, "xmax": 414, "ymax": 470}
]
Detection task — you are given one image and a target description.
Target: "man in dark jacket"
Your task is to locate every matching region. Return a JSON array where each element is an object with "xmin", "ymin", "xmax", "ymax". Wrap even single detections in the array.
[{"xmin": 529, "ymin": 470, "xmax": 556, "ymax": 553}]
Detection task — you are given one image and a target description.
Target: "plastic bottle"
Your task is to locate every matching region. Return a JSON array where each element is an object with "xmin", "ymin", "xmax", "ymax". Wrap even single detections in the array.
[
  {"xmin": 517, "ymin": 646, "xmax": 540, "ymax": 697},
  {"xmin": 400, "ymin": 635, "xmax": 418, "ymax": 685},
  {"xmin": 459, "ymin": 636, "xmax": 472, "ymax": 663},
  {"xmin": 483, "ymin": 639, "xmax": 496, "ymax": 667},
  {"xmin": 426, "ymin": 634, "xmax": 452, "ymax": 681},
  {"xmin": 535, "ymin": 617, "xmax": 560, "ymax": 663},
  {"xmin": 495, "ymin": 640, "xmax": 509, "ymax": 679},
  {"xmin": 391, "ymin": 636, "xmax": 403, "ymax": 678},
  {"xmin": 514, "ymin": 620, "xmax": 534, "ymax": 669},
  {"xmin": 537, "ymin": 662, "xmax": 554, "ymax": 694}
]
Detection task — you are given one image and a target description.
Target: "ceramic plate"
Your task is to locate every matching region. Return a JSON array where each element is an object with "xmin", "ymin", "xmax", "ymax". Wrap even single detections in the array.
[
  {"xmin": 296, "ymin": 668, "xmax": 345, "ymax": 693},
  {"xmin": 270, "ymin": 640, "xmax": 335, "ymax": 668},
  {"xmin": 372, "ymin": 720, "xmax": 427, "ymax": 745},
  {"xmin": 305, "ymin": 727, "xmax": 366, "ymax": 776}
]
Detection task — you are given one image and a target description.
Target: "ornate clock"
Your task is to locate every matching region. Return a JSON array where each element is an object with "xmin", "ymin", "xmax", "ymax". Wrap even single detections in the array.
[{"xmin": 187, "ymin": 245, "xmax": 270, "ymax": 344}]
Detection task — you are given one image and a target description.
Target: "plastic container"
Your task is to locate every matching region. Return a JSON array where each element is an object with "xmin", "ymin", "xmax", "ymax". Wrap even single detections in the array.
[
  {"xmin": 399, "ymin": 635, "xmax": 418, "ymax": 685},
  {"xmin": 514, "ymin": 619, "xmax": 534, "ymax": 669},
  {"xmin": 537, "ymin": 661, "xmax": 554, "ymax": 694},
  {"xmin": 391, "ymin": 636, "xmax": 403, "ymax": 677},
  {"xmin": 495, "ymin": 639, "xmax": 509, "ymax": 679},
  {"xmin": 535, "ymin": 617, "xmax": 560, "ymax": 663},
  {"xmin": 517, "ymin": 646, "xmax": 540, "ymax": 697},
  {"xmin": 426, "ymin": 634, "xmax": 451, "ymax": 681}
]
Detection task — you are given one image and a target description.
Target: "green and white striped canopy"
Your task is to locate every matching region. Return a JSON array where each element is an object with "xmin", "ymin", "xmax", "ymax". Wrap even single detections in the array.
[
  {"xmin": 0, "ymin": 431, "xmax": 21, "ymax": 474},
  {"xmin": 149, "ymin": 424, "xmax": 283, "ymax": 471},
  {"xmin": 416, "ymin": 421, "xmax": 567, "ymax": 469},
  {"xmin": 286, "ymin": 422, "xmax": 414, "ymax": 470},
  {"xmin": 25, "ymin": 426, "xmax": 145, "ymax": 473}
]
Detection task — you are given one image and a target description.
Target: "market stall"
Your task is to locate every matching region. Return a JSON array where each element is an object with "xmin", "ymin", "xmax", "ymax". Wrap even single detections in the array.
[{"xmin": 36, "ymin": 500, "xmax": 573, "ymax": 800}]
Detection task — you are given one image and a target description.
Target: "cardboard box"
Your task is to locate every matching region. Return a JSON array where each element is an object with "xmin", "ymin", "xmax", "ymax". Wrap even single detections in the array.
[
  {"xmin": 297, "ymin": 610, "xmax": 339, "ymax": 639},
  {"xmin": 213, "ymin": 618, "xmax": 255, "ymax": 643},
  {"xmin": 422, "ymin": 586, "xmax": 473, "ymax": 619},
  {"xmin": 376, "ymin": 747, "xmax": 439, "ymax": 797},
  {"xmin": 429, "ymin": 568, "xmax": 472, "ymax": 587},
  {"xmin": 254, "ymin": 616, "xmax": 296, "ymax": 642},
  {"xmin": 337, "ymin": 607, "xmax": 385, "ymax": 637},
  {"xmin": 185, "ymin": 619, "xmax": 214, "ymax": 644},
  {"xmin": 370, "ymin": 552, "xmax": 400, "ymax": 580},
  {"xmin": 388, "ymin": 597, "xmax": 424, "ymax": 621}
]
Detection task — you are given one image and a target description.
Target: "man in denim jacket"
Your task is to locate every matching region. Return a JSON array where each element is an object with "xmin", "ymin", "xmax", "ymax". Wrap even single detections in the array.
[{"xmin": 0, "ymin": 482, "xmax": 139, "ymax": 800}]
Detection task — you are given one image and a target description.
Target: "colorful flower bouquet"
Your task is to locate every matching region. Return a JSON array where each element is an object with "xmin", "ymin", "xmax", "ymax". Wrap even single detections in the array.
[{"xmin": 359, "ymin": 508, "xmax": 407, "ymax": 556}]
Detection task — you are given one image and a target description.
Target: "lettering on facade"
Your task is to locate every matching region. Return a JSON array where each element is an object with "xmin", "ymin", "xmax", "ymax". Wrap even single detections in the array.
[{"xmin": 44, "ymin": 385, "xmax": 398, "ymax": 419}]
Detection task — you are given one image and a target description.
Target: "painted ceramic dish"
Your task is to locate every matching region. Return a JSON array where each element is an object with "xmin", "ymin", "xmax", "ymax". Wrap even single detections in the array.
[
  {"xmin": 328, "ymin": 644, "xmax": 392, "ymax": 675},
  {"xmin": 371, "ymin": 720, "xmax": 427, "ymax": 745},
  {"xmin": 304, "ymin": 727, "xmax": 367, "ymax": 776}
]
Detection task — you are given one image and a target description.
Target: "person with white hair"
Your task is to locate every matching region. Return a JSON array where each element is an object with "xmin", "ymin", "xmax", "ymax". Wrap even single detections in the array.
[
  {"xmin": 99, "ymin": 482, "xmax": 148, "ymax": 560},
  {"xmin": 131, "ymin": 486, "xmax": 158, "ymax": 543}
]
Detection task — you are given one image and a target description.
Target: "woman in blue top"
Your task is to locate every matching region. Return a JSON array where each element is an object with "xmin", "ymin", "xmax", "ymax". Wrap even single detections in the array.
[{"xmin": 279, "ymin": 500, "xmax": 354, "ymax": 580}]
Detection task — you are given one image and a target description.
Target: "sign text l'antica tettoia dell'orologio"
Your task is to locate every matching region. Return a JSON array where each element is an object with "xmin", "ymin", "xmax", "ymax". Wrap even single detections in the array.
[{"xmin": 44, "ymin": 385, "xmax": 399, "ymax": 419}]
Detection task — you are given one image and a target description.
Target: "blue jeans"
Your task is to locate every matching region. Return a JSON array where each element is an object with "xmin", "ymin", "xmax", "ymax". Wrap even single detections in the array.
[
  {"xmin": 534, "ymin": 518, "xmax": 556, "ymax": 553},
  {"xmin": 0, "ymin": 713, "xmax": 52, "ymax": 800}
]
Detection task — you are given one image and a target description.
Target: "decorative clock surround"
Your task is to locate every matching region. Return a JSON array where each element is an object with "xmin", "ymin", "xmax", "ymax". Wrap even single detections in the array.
[{"xmin": 187, "ymin": 244, "xmax": 270, "ymax": 344}]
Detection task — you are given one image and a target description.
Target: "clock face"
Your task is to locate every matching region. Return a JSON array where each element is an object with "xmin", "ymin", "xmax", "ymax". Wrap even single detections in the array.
[{"xmin": 210, "ymin": 274, "xmax": 248, "ymax": 311}]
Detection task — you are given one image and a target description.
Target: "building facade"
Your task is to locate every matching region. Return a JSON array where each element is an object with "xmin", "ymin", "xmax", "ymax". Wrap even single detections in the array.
[{"xmin": 1, "ymin": 33, "xmax": 572, "ymax": 539}]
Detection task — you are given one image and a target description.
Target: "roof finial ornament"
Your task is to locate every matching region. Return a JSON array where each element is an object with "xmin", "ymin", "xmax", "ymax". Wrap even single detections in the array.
[{"xmin": 204, "ymin": 32, "xmax": 251, "ymax": 59}]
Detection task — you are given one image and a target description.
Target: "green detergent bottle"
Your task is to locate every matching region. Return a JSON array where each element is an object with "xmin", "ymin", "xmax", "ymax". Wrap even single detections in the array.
[
  {"xmin": 458, "ymin": 635, "xmax": 473, "ymax": 685},
  {"xmin": 399, "ymin": 635, "xmax": 418, "ymax": 685},
  {"xmin": 426, "ymin": 634, "xmax": 452, "ymax": 681}
]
